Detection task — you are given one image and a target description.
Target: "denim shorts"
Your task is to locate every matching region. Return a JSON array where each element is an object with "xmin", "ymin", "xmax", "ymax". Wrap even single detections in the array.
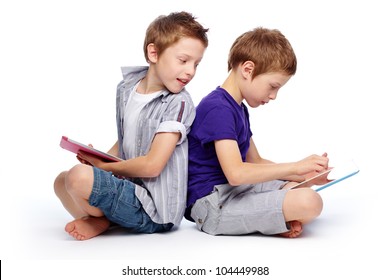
[
  {"xmin": 89, "ymin": 167, "xmax": 172, "ymax": 233},
  {"xmin": 191, "ymin": 181, "xmax": 289, "ymax": 235}
]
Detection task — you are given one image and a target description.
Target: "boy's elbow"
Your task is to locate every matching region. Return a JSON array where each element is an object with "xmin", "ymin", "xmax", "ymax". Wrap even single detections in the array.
[
  {"xmin": 227, "ymin": 178, "xmax": 242, "ymax": 186},
  {"xmin": 145, "ymin": 160, "xmax": 164, "ymax": 177},
  {"xmin": 226, "ymin": 170, "xmax": 244, "ymax": 186}
]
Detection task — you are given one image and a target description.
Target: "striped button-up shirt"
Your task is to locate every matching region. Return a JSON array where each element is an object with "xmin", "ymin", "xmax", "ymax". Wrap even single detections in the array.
[{"xmin": 116, "ymin": 66, "xmax": 195, "ymax": 225}]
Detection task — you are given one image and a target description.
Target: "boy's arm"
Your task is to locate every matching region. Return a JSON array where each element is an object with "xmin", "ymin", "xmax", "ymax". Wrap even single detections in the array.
[
  {"xmin": 107, "ymin": 141, "xmax": 119, "ymax": 157},
  {"xmin": 79, "ymin": 132, "xmax": 180, "ymax": 178},
  {"xmin": 246, "ymin": 138, "xmax": 304, "ymax": 182},
  {"xmin": 215, "ymin": 139, "xmax": 328, "ymax": 186}
]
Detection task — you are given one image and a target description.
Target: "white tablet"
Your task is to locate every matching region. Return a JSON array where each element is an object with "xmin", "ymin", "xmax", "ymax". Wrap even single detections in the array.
[
  {"xmin": 288, "ymin": 169, "xmax": 333, "ymax": 190},
  {"xmin": 315, "ymin": 167, "xmax": 359, "ymax": 192},
  {"xmin": 289, "ymin": 160, "xmax": 359, "ymax": 192}
]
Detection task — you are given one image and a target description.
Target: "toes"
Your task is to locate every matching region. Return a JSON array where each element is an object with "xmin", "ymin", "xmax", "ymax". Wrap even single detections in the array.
[{"xmin": 65, "ymin": 222, "xmax": 75, "ymax": 233}]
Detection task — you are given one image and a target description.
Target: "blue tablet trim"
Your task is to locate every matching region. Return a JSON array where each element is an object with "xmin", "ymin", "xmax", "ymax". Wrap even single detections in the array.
[{"xmin": 315, "ymin": 170, "xmax": 360, "ymax": 192}]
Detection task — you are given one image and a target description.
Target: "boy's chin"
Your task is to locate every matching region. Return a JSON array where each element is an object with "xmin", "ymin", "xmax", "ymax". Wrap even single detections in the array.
[{"xmin": 167, "ymin": 86, "xmax": 184, "ymax": 94}]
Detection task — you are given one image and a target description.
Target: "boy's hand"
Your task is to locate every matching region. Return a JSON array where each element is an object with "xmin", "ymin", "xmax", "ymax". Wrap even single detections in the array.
[
  {"xmin": 77, "ymin": 150, "xmax": 106, "ymax": 168},
  {"xmin": 303, "ymin": 168, "xmax": 333, "ymax": 186},
  {"xmin": 295, "ymin": 153, "xmax": 329, "ymax": 176},
  {"xmin": 76, "ymin": 144, "xmax": 94, "ymax": 165}
]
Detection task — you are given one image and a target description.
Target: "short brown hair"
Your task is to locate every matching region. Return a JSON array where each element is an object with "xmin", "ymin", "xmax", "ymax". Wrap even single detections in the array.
[
  {"xmin": 228, "ymin": 27, "xmax": 297, "ymax": 77},
  {"xmin": 143, "ymin": 11, "xmax": 209, "ymax": 62}
]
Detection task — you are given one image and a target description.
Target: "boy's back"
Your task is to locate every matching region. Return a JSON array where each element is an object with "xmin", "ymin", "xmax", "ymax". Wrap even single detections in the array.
[{"xmin": 186, "ymin": 87, "xmax": 251, "ymax": 215}]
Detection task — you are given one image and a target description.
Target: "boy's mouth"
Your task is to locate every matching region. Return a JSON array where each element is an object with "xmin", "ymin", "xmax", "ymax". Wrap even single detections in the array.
[{"xmin": 177, "ymin": 78, "xmax": 189, "ymax": 86}]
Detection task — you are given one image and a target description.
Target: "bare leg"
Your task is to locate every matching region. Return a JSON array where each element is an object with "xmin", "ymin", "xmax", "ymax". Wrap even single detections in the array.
[
  {"xmin": 65, "ymin": 164, "xmax": 104, "ymax": 217},
  {"xmin": 279, "ymin": 188, "xmax": 323, "ymax": 238},
  {"xmin": 54, "ymin": 171, "xmax": 88, "ymax": 218},
  {"xmin": 283, "ymin": 188, "xmax": 323, "ymax": 223},
  {"xmin": 55, "ymin": 164, "xmax": 110, "ymax": 240}
]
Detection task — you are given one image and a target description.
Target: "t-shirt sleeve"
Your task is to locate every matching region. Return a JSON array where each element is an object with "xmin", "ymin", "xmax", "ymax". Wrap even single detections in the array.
[{"xmin": 196, "ymin": 106, "xmax": 238, "ymax": 147}]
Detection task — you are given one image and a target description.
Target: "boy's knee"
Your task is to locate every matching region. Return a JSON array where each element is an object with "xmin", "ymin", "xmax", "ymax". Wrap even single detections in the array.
[
  {"xmin": 54, "ymin": 171, "xmax": 67, "ymax": 197},
  {"xmin": 301, "ymin": 189, "xmax": 323, "ymax": 218},
  {"xmin": 65, "ymin": 164, "xmax": 91, "ymax": 194}
]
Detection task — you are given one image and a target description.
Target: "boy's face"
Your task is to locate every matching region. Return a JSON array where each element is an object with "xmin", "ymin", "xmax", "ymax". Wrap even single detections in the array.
[
  {"xmin": 244, "ymin": 72, "xmax": 291, "ymax": 108},
  {"xmin": 154, "ymin": 37, "xmax": 206, "ymax": 94}
]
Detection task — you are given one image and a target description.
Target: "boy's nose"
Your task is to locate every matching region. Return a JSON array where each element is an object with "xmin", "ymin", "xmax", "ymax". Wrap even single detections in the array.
[
  {"xmin": 185, "ymin": 64, "xmax": 196, "ymax": 77},
  {"xmin": 269, "ymin": 92, "xmax": 277, "ymax": 100}
]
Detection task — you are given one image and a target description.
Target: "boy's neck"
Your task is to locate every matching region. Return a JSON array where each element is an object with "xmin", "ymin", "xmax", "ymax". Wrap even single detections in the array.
[
  {"xmin": 221, "ymin": 72, "xmax": 243, "ymax": 105},
  {"xmin": 137, "ymin": 69, "xmax": 165, "ymax": 94}
]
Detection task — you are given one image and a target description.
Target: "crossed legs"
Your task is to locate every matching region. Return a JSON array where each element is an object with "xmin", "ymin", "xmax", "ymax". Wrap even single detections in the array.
[
  {"xmin": 54, "ymin": 164, "xmax": 110, "ymax": 240},
  {"xmin": 54, "ymin": 166, "xmax": 323, "ymax": 239},
  {"xmin": 280, "ymin": 187, "xmax": 323, "ymax": 238}
]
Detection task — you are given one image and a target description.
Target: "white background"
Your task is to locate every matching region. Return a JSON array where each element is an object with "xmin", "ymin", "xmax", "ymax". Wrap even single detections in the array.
[{"xmin": 1, "ymin": 0, "xmax": 389, "ymax": 279}]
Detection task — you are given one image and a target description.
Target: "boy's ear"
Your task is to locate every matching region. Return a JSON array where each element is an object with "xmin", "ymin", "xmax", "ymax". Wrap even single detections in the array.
[
  {"xmin": 241, "ymin": 61, "xmax": 255, "ymax": 79},
  {"xmin": 147, "ymin": 43, "xmax": 158, "ymax": 63}
]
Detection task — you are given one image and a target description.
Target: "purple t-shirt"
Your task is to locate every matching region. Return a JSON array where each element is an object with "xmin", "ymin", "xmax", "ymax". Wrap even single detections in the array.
[{"xmin": 186, "ymin": 87, "xmax": 252, "ymax": 219}]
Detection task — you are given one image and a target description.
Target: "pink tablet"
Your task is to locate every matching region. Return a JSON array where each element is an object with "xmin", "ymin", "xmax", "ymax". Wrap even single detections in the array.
[{"xmin": 60, "ymin": 136, "xmax": 122, "ymax": 162}]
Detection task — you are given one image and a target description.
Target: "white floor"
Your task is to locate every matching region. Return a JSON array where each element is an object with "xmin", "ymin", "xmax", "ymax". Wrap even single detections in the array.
[
  {"xmin": 2, "ymin": 139, "xmax": 387, "ymax": 279},
  {"xmin": 1, "ymin": 1, "xmax": 389, "ymax": 279}
]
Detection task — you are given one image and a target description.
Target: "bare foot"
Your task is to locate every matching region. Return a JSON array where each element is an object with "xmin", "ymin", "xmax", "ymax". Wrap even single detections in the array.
[
  {"xmin": 279, "ymin": 220, "xmax": 303, "ymax": 238},
  {"xmin": 65, "ymin": 216, "xmax": 110, "ymax": 241}
]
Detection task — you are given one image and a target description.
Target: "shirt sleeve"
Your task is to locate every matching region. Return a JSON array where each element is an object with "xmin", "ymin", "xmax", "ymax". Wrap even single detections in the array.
[
  {"xmin": 196, "ymin": 105, "xmax": 238, "ymax": 147},
  {"xmin": 156, "ymin": 94, "xmax": 195, "ymax": 145}
]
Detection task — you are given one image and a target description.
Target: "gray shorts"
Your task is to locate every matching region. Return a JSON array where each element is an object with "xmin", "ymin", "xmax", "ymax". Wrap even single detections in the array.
[{"xmin": 190, "ymin": 181, "xmax": 289, "ymax": 235}]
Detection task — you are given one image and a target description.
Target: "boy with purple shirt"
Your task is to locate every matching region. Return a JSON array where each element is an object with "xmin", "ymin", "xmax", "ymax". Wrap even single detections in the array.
[{"xmin": 186, "ymin": 27, "xmax": 330, "ymax": 238}]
